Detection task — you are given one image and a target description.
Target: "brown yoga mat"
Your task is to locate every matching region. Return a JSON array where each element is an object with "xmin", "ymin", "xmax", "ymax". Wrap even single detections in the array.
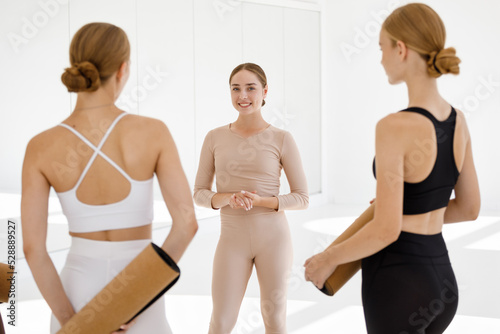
[
  {"xmin": 0, "ymin": 262, "xmax": 12, "ymax": 334},
  {"xmin": 318, "ymin": 203, "xmax": 375, "ymax": 296},
  {"xmin": 0, "ymin": 262, "xmax": 13, "ymax": 303},
  {"xmin": 57, "ymin": 243, "xmax": 180, "ymax": 334}
]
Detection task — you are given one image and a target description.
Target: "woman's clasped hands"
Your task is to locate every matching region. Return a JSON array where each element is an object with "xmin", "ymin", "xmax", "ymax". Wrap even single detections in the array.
[{"xmin": 229, "ymin": 190, "xmax": 260, "ymax": 211}]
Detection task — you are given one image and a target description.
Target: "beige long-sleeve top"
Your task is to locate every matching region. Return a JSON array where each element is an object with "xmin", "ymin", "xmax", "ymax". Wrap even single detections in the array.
[{"xmin": 194, "ymin": 124, "xmax": 309, "ymax": 214}]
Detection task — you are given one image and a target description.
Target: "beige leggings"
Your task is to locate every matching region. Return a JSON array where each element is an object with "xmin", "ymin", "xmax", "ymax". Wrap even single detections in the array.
[{"xmin": 209, "ymin": 210, "xmax": 293, "ymax": 334}]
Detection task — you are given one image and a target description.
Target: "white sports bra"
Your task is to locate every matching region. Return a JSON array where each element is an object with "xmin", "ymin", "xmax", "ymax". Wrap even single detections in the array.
[{"xmin": 56, "ymin": 113, "xmax": 154, "ymax": 233}]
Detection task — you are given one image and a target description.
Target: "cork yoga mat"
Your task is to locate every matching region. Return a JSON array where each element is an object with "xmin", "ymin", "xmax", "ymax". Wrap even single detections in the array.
[{"xmin": 57, "ymin": 243, "xmax": 180, "ymax": 333}]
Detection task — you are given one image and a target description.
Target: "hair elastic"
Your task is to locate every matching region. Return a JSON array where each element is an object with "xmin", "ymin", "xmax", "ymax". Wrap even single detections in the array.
[{"xmin": 432, "ymin": 52, "xmax": 442, "ymax": 74}]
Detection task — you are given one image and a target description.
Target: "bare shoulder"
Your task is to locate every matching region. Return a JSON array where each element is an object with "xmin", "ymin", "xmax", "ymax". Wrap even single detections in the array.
[
  {"xmin": 454, "ymin": 108, "xmax": 469, "ymax": 129},
  {"xmin": 376, "ymin": 112, "xmax": 413, "ymax": 136},
  {"xmin": 122, "ymin": 114, "xmax": 169, "ymax": 133},
  {"xmin": 453, "ymin": 107, "xmax": 466, "ymax": 118},
  {"xmin": 453, "ymin": 107, "xmax": 471, "ymax": 142},
  {"xmin": 120, "ymin": 114, "xmax": 174, "ymax": 145},
  {"xmin": 380, "ymin": 111, "xmax": 437, "ymax": 135},
  {"xmin": 25, "ymin": 126, "xmax": 65, "ymax": 157}
]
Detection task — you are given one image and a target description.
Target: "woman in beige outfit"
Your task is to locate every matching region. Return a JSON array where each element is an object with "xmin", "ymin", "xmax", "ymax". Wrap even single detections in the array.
[{"xmin": 194, "ymin": 63, "xmax": 309, "ymax": 334}]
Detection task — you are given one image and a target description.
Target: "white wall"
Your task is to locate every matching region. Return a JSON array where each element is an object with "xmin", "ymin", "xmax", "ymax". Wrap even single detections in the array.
[
  {"xmin": 0, "ymin": 0, "xmax": 322, "ymax": 211},
  {"xmin": 1, "ymin": 0, "xmax": 499, "ymax": 213},
  {"xmin": 322, "ymin": 0, "xmax": 500, "ymax": 213}
]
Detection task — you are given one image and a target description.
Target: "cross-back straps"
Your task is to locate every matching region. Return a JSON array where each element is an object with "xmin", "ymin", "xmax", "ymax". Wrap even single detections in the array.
[{"xmin": 58, "ymin": 113, "xmax": 132, "ymax": 190}]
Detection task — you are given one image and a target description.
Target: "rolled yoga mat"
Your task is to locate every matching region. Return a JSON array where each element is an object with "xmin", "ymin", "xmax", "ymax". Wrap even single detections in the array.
[
  {"xmin": 0, "ymin": 262, "xmax": 13, "ymax": 303},
  {"xmin": 0, "ymin": 262, "xmax": 12, "ymax": 334},
  {"xmin": 57, "ymin": 243, "xmax": 180, "ymax": 334},
  {"xmin": 318, "ymin": 203, "xmax": 375, "ymax": 296}
]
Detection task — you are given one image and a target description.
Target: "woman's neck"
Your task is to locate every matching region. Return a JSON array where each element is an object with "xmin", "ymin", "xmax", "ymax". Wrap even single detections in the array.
[
  {"xmin": 405, "ymin": 74, "xmax": 447, "ymax": 112},
  {"xmin": 233, "ymin": 111, "xmax": 268, "ymax": 130},
  {"xmin": 66, "ymin": 89, "xmax": 121, "ymax": 126},
  {"xmin": 71, "ymin": 83, "xmax": 120, "ymax": 115}
]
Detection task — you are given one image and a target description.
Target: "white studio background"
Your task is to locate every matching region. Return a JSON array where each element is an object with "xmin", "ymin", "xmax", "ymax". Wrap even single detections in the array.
[
  {"xmin": 0, "ymin": 0, "xmax": 322, "ymax": 219},
  {"xmin": 323, "ymin": 0, "xmax": 500, "ymax": 213},
  {"xmin": 0, "ymin": 0, "xmax": 499, "ymax": 215}
]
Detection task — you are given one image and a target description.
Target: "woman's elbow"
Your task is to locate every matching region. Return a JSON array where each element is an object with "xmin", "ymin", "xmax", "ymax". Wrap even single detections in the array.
[
  {"xmin": 381, "ymin": 227, "xmax": 400, "ymax": 245},
  {"xmin": 182, "ymin": 210, "xmax": 199, "ymax": 238},
  {"xmin": 192, "ymin": 190, "xmax": 201, "ymax": 206},
  {"xmin": 301, "ymin": 194, "xmax": 309, "ymax": 210},
  {"xmin": 193, "ymin": 189, "xmax": 214, "ymax": 209},
  {"xmin": 23, "ymin": 243, "xmax": 45, "ymax": 264},
  {"xmin": 188, "ymin": 219, "xmax": 199, "ymax": 238},
  {"xmin": 466, "ymin": 200, "xmax": 481, "ymax": 221},
  {"xmin": 23, "ymin": 245, "xmax": 32, "ymax": 262},
  {"xmin": 456, "ymin": 195, "xmax": 481, "ymax": 221},
  {"xmin": 377, "ymin": 220, "xmax": 401, "ymax": 245},
  {"xmin": 23, "ymin": 243, "xmax": 34, "ymax": 260}
]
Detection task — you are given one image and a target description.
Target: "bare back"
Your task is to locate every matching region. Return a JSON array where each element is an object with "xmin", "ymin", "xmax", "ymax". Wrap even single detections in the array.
[{"xmin": 33, "ymin": 110, "xmax": 165, "ymax": 240}]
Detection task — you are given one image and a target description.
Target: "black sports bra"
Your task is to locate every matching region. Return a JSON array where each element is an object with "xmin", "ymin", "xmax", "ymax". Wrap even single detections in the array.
[{"xmin": 373, "ymin": 107, "xmax": 460, "ymax": 215}]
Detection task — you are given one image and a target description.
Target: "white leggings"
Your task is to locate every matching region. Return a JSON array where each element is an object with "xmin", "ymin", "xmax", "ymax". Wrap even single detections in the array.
[{"xmin": 50, "ymin": 237, "xmax": 172, "ymax": 334}]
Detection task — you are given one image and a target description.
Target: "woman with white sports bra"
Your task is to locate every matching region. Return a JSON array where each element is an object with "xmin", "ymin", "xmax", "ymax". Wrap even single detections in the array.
[{"xmin": 21, "ymin": 22, "xmax": 198, "ymax": 333}]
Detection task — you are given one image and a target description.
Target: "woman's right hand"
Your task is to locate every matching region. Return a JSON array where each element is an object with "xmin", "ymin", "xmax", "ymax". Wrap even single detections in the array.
[
  {"xmin": 229, "ymin": 191, "xmax": 253, "ymax": 211},
  {"xmin": 111, "ymin": 320, "xmax": 136, "ymax": 333}
]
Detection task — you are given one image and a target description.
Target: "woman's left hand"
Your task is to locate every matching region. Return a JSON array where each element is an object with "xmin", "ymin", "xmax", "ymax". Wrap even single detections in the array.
[
  {"xmin": 240, "ymin": 190, "xmax": 260, "ymax": 206},
  {"xmin": 304, "ymin": 251, "xmax": 338, "ymax": 289}
]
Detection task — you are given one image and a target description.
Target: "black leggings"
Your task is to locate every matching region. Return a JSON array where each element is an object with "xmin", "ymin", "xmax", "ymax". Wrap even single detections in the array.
[{"xmin": 361, "ymin": 231, "xmax": 458, "ymax": 334}]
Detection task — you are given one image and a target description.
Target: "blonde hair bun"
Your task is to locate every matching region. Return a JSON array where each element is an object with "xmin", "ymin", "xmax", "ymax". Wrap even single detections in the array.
[
  {"xmin": 427, "ymin": 47, "xmax": 461, "ymax": 78},
  {"xmin": 61, "ymin": 23, "xmax": 130, "ymax": 93},
  {"xmin": 383, "ymin": 4, "xmax": 461, "ymax": 78},
  {"xmin": 61, "ymin": 61, "xmax": 101, "ymax": 92}
]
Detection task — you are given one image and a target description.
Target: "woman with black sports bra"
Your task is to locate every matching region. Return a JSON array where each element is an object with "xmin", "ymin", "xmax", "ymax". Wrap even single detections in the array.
[{"xmin": 305, "ymin": 3, "xmax": 480, "ymax": 333}]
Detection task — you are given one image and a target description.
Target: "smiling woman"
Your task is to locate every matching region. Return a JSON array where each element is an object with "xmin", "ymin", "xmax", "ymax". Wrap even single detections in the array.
[
  {"xmin": 194, "ymin": 63, "xmax": 309, "ymax": 334},
  {"xmin": 230, "ymin": 62, "xmax": 268, "ymax": 107}
]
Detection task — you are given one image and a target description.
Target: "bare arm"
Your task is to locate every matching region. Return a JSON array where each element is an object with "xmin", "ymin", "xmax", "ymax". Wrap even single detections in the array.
[
  {"xmin": 21, "ymin": 139, "xmax": 75, "ymax": 325},
  {"xmin": 155, "ymin": 123, "xmax": 198, "ymax": 263},
  {"xmin": 444, "ymin": 122, "xmax": 480, "ymax": 223},
  {"xmin": 305, "ymin": 117, "xmax": 404, "ymax": 287},
  {"xmin": 327, "ymin": 117, "xmax": 403, "ymax": 261}
]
